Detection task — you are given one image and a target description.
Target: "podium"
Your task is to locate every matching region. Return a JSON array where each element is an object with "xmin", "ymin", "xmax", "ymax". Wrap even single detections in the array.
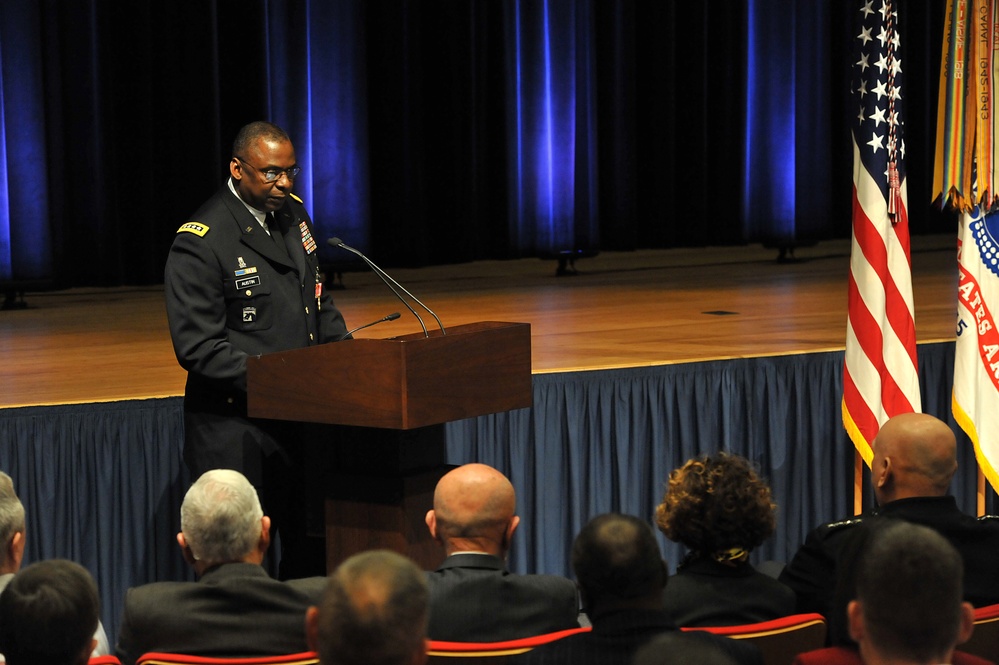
[{"xmin": 246, "ymin": 321, "xmax": 532, "ymax": 570}]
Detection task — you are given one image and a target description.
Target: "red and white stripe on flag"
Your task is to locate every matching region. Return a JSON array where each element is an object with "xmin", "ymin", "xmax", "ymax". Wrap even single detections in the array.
[
  {"xmin": 954, "ymin": 209, "xmax": 999, "ymax": 491},
  {"xmin": 842, "ymin": 0, "xmax": 920, "ymax": 463},
  {"xmin": 843, "ymin": 146, "xmax": 921, "ymax": 464}
]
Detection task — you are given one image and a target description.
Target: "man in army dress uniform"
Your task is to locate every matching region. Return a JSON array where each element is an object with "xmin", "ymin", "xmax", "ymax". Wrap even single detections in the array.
[
  {"xmin": 164, "ymin": 121, "xmax": 350, "ymax": 578},
  {"xmin": 779, "ymin": 412, "xmax": 999, "ymax": 644}
]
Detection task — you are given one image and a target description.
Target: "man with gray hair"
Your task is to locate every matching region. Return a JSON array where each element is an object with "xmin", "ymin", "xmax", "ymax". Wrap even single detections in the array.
[
  {"xmin": 115, "ymin": 469, "xmax": 328, "ymax": 665},
  {"xmin": 0, "ymin": 471, "xmax": 110, "ymax": 662},
  {"xmin": 307, "ymin": 550, "xmax": 429, "ymax": 665},
  {"xmin": 0, "ymin": 472, "xmax": 27, "ymax": 588}
]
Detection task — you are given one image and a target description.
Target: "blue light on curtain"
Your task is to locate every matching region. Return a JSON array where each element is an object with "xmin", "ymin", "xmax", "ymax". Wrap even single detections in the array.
[
  {"xmin": 0, "ymin": 62, "xmax": 10, "ymax": 281},
  {"xmin": 265, "ymin": 0, "xmax": 371, "ymax": 255},
  {"xmin": 743, "ymin": 0, "xmax": 797, "ymax": 245},
  {"xmin": 0, "ymin": 2, "xmax": 51, "ymax": 281},
  {"xmin": 505, "ymin": 0, "xmax": 599, "ymax": 256}
]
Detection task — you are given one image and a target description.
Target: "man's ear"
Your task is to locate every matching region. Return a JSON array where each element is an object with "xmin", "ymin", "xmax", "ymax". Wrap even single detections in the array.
[
  {"xmin": 230, "ymin": 158, "xmax": 243, "ymax": 181},
  {"xmin": 8, "ymin": 531, "xmax": 25, "ymax": 570},
  {"xmin": 177, "ymin": 532, "xmax": 197, "ymax": 567},
  {"xmin": 956, "ymin": 602, "xmax": 976, "ymax": 645},
  {"xmin": 305, "ymin": 606, "xmax": 320, "ymax": 652},
  {"xmin": 506, "ymin": 515, "xmax": 520, "ymax": 542},
  {"xmin": 425, "ymin": 510, "xmax": 438, "ymax": 540},
  {"xmin": 258, "ymin": 516, "xmax": 272, "ymax": 555},
  {"xmin": 847, "ymin": 600, "xmax": 865, "ymax": 643},
  {"xmin": 876, "ymin": 456, "xmax": 892, "ymax": 490}
]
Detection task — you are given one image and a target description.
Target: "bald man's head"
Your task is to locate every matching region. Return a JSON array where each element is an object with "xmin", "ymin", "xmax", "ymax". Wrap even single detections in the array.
[
  {"xmin": 425, "ymin": 464, "xmax": 519, "ymax": 556},
  {"xmin": 871, "ymin": 413, "xmax": 957, "ymax": 504}
]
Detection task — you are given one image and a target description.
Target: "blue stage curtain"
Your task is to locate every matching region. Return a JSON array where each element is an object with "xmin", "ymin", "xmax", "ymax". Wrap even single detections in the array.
[
  {"xmin": 0, "ymin": 398, "xmax": 191, "ymax": 647},
  {"xmin": 264, "ymin": 0, "xmax": 372, "ymax": 256},
  {"xmin": 0, "ymin": 1, "xmax": 954, "ymax": 285},
  {"xmin": 503, "ymin": 0, "xmax": 599, "ymax": 256},
  {"xmin": 0, "ymin": 1, "xmax": 51, "ymax": 282}
]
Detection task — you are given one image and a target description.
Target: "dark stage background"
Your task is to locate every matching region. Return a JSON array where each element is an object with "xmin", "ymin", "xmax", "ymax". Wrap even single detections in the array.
[{"xmin": 0, "ymin": 0, "xmax": 953, "ymax": 287}]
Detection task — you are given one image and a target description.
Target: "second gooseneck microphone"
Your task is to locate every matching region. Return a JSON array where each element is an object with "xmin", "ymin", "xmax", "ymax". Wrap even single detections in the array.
[{"xmin": 327, "ymin": 238, "xmax": 446, "ymax": 338}]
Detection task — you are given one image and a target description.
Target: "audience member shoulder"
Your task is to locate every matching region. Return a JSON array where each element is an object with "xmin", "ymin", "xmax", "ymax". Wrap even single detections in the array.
[{"xmin": 805, "ymin": 516, "xmax": 864, "ymax": 544}]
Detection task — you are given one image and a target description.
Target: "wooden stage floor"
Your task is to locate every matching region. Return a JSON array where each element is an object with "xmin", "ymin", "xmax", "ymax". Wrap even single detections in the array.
[{"xmin": 0, "ymin": 234, "xmax": 960, "ymax": 409}]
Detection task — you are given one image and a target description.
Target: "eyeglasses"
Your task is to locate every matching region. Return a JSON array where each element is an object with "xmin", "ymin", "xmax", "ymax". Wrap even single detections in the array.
[{"xmin": 235, "ymin": 157, "xmax": 302, "ymax": 183}]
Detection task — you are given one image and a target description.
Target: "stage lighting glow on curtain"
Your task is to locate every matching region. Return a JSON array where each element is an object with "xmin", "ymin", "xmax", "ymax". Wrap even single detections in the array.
[
  {"xmin": 743, "ymin": 0, "xmax": 797, "ymax": 244},
  {"xmin": 506, "ymin": 0, "xmax": 599, "ymax": 256},
  {"xmin": 0, "ymin": 2, "xmax": 51, "ymax": 282},
  {"xmin": 264, "ymin": 0, "xmax": 371, "ymax": 256},
  {"xmin": 0, "ymin": 78, "xmax": 10, "ymax": 282}
]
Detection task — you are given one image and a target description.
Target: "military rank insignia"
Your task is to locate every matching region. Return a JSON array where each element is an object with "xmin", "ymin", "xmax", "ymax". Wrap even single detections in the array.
[{"xmin": 177, "ymin": 222, "xmax": 209, "ymax": 236}]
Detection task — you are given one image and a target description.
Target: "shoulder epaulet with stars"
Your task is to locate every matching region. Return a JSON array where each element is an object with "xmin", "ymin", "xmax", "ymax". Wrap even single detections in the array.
[{"xmin": 176, "ymin": 221, "xmax": 210, "ymax": 237}]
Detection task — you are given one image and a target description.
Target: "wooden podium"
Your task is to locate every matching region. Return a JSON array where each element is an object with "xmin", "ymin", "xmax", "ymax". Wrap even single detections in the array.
[{"xmin": 246, "ymin": 321, "xmax": 532, "ymax": 570}]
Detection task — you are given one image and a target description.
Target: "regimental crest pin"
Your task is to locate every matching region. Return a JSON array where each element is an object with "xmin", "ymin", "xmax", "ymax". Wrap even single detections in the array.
[{"xmin": 242, "ymin": 307, "xmax": 257, "ymax": 322}]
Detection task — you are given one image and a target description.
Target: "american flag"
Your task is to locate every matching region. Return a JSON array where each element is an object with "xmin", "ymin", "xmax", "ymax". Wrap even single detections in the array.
[{"xmin": 842, "ymin": 0, "xmax": 921, "ymax": 463}]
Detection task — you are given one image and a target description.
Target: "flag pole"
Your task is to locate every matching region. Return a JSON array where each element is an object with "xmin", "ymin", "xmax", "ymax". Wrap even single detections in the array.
[
  {"xmin": 854, "ymin": 450, "xmax": 864, "ymax": 515},
  {"xmin": 980, "ymin": 467, "xmax": 986, "ymax": 517}
]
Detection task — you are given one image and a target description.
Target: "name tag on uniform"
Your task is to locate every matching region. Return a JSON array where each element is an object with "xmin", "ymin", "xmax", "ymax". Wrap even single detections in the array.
[{"xmin": 235, "ymin": 275, "xmax": 262, "ymax": 290}]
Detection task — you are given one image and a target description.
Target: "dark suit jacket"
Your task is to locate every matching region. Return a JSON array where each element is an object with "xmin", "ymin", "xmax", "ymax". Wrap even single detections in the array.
[
  {"xmin": 114, "ymin": 562, "xmax": 327, "ymax": 665},
  {"xmin": 426, "ymin": 553, "xmax": 580, "ymax": 641},
  {"xmin": 779, "ymin": 496, "xmax": 999, "ymax": 645},
  {"xmin": 663, "ymin": 556, "xmax": 796, "ymax": 627},
  {"xmin": 516, "ymin": 609, "xmax": 763, "ymax": 665}
]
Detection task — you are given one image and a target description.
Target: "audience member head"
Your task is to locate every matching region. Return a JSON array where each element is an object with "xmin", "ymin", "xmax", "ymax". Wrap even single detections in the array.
[
  {"xmin": 632, "ymin": 632, "xmax": 739, "ymax": 665},
  {"xmin": 0, "ymin": 559, "xmax": 99, "ymax": 665},
  {"xmin": 308, "ymin": 550, "xmax": 429, "ymax": 665},
  {"xmin": 571, "ymin": 513, "xmax": 667, "ymax": 616},
  {"xmin": 654, "ymin": 453, "xmax": 775, "ymax": 565},
  {"xmin": 0, "ymin": 471, "xmax": 26, "ymax": 575},
  {"xmin": 847, "ymin": 521, "xmax": 973, "ymax": 665},
  {"xmin": 178, "ymin": 469, "xmax": 270, "ymax": 573},
  {"xmin": 425, "ymin": 463, "xmax": 520, "ymax": 557},
  {"xmin": 870, "ymin": 413, "xmax": 957, "ymax": 505}
]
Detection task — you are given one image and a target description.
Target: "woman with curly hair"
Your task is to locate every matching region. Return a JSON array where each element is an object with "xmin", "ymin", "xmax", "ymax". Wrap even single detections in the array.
[{"xmin": 654, "ymin": 452, "xmax": 795, "ymax": 627}]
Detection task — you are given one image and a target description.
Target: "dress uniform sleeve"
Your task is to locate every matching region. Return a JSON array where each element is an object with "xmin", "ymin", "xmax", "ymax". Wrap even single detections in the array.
[
  {"xmin": 164, "ymin": 230, "xmax": 249, "ymax": 391},
  {"xmin": 317, "ymin": 286, "xmax": 350, "ymax": 343},
  {"xmin": 779, "ymin": 518, "xmax": 863, "ymax": 622}
]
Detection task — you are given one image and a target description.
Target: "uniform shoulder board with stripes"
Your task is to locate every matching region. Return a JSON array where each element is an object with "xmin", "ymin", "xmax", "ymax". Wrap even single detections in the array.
[
  {"xmin": 824, "ymin": 517, "xmax": 863, "ymax": 531},
  {"xmin": 290, "ymin": 193, "xmax": 303, "ymax": 204},
  {"xmin": 177, "ymin": 222, "xmax": 210, "ymax": 237}
]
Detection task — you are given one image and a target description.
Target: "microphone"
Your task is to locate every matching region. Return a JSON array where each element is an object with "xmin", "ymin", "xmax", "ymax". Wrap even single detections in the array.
[
  {"xmin": 327, "ymin": 238, "xmax": 446, "ymax": 337},
  {"xmin": 335, "ymin": 312, "xmax": 401, "ymax": 342}
]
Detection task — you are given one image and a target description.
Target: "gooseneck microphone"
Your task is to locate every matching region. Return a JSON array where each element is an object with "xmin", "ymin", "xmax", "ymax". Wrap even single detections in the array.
[
  {"xmin": 334, "ymin": 312, "xmax": 401, "ymax": 342},
  {"xmin": 327, "ymin": 238, "xmax": 446, "ymax": 337}
]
